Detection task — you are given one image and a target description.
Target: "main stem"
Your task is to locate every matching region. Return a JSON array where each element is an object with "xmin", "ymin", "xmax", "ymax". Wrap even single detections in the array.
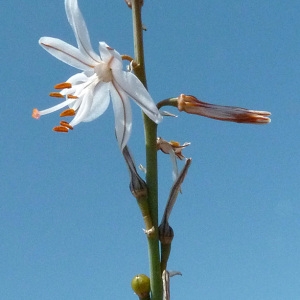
[{"xmin": 131, "ymin": 1, "xmax": 163, "ymax": 299}]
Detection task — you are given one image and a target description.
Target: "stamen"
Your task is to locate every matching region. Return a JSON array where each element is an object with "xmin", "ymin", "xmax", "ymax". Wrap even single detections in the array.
[
  {"xmin": 121, "ymin": 55, "xmax": 134, "ymax": 62},
  {"xmin": 53, "ymin": 126, "xmax": 69, "ymax": 133},
  {"xmin": 32, "ymin": 108, "xmax": 41, "ymax": 119},
  {"xmin": 49, "ymin": 92, "xmax": 64, "ymax": 98},
  {"xmin": 54, "ymin": 82, "xmax": 72, "ymax": 89},
  {"xmin": 122, "ymin": 55, "xmax": 138, "ymax": 71},
  {"xmin": 170, "ymin": 141, "xmax": 180, "ymax": 148},
  {"xmin": 60, "ymin": 121, "xmax": 73, "ymax": 130},
  {"xmin": 67, "ymin": 95, "xmax": 78, "ymax": 99},
  {"xmin": 60, "ymin": 108, "xmax": 76, "ymax": 117}
]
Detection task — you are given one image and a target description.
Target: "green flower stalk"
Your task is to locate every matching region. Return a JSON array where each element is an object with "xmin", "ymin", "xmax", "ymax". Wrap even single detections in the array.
[{"xmin": 130, "ymin": 0, "xmax": 163, "ymax": 298}]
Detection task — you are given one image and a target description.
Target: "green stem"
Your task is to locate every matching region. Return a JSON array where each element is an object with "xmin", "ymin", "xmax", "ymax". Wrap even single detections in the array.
[
  {"xmin": 156, "ymin": 97, "xmax": 178, "ymax": 110},
  {"xmin": 131, "ymin": 1, "xmax": 163, "ymax": 299}
]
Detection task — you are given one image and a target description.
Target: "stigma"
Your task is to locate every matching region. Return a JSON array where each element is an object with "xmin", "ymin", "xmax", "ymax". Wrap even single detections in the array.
[{"xmin": 32, "ymin": 108, "xmax": 41, "ymax": 119}]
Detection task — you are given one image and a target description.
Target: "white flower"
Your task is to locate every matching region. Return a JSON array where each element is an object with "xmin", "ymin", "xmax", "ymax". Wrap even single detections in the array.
[
  {"xmin": 157, "ymin": 137, "xmax": 190, "ymax": 181},
  {"xmin": 32, "ymin": 0, "xmax": 162, "ymax": 149}
]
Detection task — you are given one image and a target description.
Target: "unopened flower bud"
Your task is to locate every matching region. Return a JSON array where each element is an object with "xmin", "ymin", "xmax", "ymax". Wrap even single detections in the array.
[
  {"xmin": 122, "ymin": 146, "xmax": 148, "ymax": 199},
  {"xmin": 131, "ymin": 274, "xmax": 150, "ymax": 299},
  {"xmin": 178, "ymin": 94, "xmax": 271, "ymax": 124},
  {"xmin": 158, "ymin": 222, "xmax": 174, "ymax": 245},
  {"xmin": 123, "ymin": 146, "xmax": 154, "ymax": 233},
  {"xmin": 159, "ymin": 221, "xmax": 174, "ymax": 272}
]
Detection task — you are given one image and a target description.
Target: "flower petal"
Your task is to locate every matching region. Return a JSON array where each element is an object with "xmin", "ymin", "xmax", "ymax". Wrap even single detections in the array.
[
  {"xmin": 110, "ymin": 84, "xmax": 132, "ymax": 150},
  {"xmin": 112, "ymin": 70, "xmax": 162, "ymax": 124},
  {"xmin": 67, "ymin": 72, "xmax": 89, "ymax": 84},
  {"xmin": 39, "ymin": 37, "xmax": 95, "ymax": 71},
  {"xmin": 65, "ymin": 0, "xmax": 100, "ymax": 63},
  {"xmin": 169, "ymin": 149, "xmax": 179, "ymax": 182},
  {"xmin": 82, "ymin": 82, "xmax": 110, "ymax": 122},
  {"xmin": 58, "ymin": 72, "xmax": 89, "ymax": 97},
  {"xmin": 64, "ymin": 72, "xmax": 92, "ymax": 96},
  {"xmin": 69, "ymin": 83, "xmax": 95, "ymax": 126},
  {"xmin": 99, "ymin": 42, "xmax": 123, "ymax": 69}
]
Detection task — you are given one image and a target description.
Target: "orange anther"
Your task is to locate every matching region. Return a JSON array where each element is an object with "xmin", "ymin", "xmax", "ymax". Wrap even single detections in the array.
[
  {"xmin": 60, "ymin": 108, "xmax": 76, "ymax": 117},
  {"xmin": 32, "ymin": 108, "xmax": 41, "ymax": 119},
  {"xmin": 53, "ymin": 126, "xmax": 69, "ymax": 133},
  {"xmin": 54, "ymin": 82, "xmax": 72, "ymax": 89},
  {"xmin": 49, "ymin": 92, "xmax": 64, "ymax": 98},
  {"xmin": 60, "ymin": 121, "xmax": 73, "ymax": 130},
  {"xmin": 67, "ymin": 95, "xmax": 78, "ymax": 99},
  {"xmin": 170, "ymin": 141, "xmax": 180, "ymax": 147}
]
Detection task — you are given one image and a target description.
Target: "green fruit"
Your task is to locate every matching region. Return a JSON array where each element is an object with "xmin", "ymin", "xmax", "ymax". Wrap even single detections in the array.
[{"xmin": 131, "ymin": 274, "xmax": 150, "ymax": 298}]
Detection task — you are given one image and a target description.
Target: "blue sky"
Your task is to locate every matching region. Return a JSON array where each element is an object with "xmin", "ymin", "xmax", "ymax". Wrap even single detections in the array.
[{"xmin": 1, "ymin": 0, "xmax": 300, "ymax": 299}]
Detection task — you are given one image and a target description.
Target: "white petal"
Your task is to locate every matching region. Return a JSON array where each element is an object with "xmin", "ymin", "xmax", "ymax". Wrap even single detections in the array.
[
  {"xmin": 110, "ymin": 84, "xmax": 132, "ymax": 150},
  {"xmin": 67, "ymin": 72, "xmax": 89, "ymax": 84},
  {"xmin": 68, "ymin": 95, "xmax": 83, "ymax": 111},
  {"xmin": 59, "ymin": 72, "xmax": 89, "ymax": 96},
  {"xmin": 65, "ymin": 0, "xmax": 100, "ymax": 63},
  {"xmin": 66, "ymin": 75, "xmax": 97, "ymax": 111},
  {"xmin": 169, "ymin": 150, "xmax": 179, "ymax": 182},
  {"xmin": 112, "ymin": 70, "xmax": 162, "ymax": 124},
  {"xmin": 69, "ymin": 83, "xmax": 95, "ymax": 126},
  {"xmin": 82, "ymin": 82, "xmax": 110, "ymax": 122},
  {"xmin": 99, "ymin": 42, "xmax": 123, "ymax": 69},
  {"xmin": 39, "ymin": 37, "xmax": 94, "ymax": 71}
]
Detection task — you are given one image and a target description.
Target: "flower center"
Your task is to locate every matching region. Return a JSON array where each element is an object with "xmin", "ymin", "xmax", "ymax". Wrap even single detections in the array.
[{"xmin": 94, "ymin": 61, "xmax": 113, "ymax": 82}]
